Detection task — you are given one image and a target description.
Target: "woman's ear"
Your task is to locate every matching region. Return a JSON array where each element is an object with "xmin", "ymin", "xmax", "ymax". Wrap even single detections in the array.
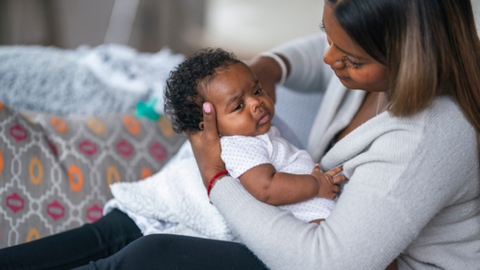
[{"xmin": 199, "ymin": 121, "xmax": 204, "ymax": 131}]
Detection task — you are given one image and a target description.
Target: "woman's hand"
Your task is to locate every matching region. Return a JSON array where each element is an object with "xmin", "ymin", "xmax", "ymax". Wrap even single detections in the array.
[
  {"xmin": 186, "ymin": 103, "xmax": 226, "ymax": 188},
  {"xmin": 248, "ymin": 54, "xmax": 290, "ymax": 104},
  {"xmin": 311, "ymin": 164, "xmax": 346, "ymax": 200}
]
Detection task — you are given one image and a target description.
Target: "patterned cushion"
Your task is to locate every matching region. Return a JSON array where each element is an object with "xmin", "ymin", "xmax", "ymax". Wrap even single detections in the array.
[{"xmin": 0, "ymin": 101, "xmax": 186, "ymax": 247}]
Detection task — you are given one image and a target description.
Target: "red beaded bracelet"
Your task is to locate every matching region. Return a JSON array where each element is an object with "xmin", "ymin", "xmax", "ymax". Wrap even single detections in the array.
[{"xmin": 207, "ymin": 170, "xmax": 229, "ymax": 198}]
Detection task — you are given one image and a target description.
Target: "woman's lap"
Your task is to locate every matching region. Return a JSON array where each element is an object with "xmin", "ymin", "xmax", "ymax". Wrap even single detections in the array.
[
  {"xmin": 0, "ymin": 208, "xmax": 268, "ymax": 270},
  {"xmin": 75, "ymin": 234, "xmax": 269, "ymax": 270}
]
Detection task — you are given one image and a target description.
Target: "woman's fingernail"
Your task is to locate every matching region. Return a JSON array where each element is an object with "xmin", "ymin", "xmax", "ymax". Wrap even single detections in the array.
[{"xmin": 203, "ymin": 103, "xmax": 211, "ymax": 113}]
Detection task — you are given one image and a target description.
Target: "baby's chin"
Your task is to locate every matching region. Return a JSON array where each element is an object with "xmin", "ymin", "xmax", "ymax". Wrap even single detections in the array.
[
  {"xmin": 218, "ymin": 125, "xmax": 272, "ymax": 137},
  {"xmin": 255, "ymin": 122, "xmax": 272, "ymax": 136}
]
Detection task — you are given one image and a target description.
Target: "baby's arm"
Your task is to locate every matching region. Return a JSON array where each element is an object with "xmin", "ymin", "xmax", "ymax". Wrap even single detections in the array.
[{"xmin": 238, "ymin": 164, "xmax": 344, "ymax": 206}]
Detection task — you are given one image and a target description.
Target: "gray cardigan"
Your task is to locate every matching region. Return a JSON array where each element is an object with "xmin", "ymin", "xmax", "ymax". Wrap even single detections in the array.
[{"xmin": 210, "ymin": 33, "xmax": 480, "ymax": 270}]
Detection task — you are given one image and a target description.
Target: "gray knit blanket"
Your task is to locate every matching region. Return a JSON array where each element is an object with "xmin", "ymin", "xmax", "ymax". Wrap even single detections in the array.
[{"xmin": 0, "ymin": 44, "xmax": 183, "ymax": 115}]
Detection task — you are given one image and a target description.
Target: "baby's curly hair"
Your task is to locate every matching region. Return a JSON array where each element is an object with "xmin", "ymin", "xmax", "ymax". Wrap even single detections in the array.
[{"xmin": 164, "ymin": 48, "xmax": 241, "ymax": 133}]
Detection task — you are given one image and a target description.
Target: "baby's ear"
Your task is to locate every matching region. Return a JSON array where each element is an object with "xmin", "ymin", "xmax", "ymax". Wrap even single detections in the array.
[{"xmin": 198, "ymin": 121, "xmax": 204, "ymax": 131}]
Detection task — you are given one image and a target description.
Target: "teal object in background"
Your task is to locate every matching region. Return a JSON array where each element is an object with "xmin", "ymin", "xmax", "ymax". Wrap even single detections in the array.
[{"xmin": 136, "ymin": 98, "xmax": 161, "ymax": 120}]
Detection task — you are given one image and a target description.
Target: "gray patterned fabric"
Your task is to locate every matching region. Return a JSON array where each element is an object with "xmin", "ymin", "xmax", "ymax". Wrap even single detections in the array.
[{"xmin": 0, "ymin": 102, "xmax": 185, "ymax": 248}]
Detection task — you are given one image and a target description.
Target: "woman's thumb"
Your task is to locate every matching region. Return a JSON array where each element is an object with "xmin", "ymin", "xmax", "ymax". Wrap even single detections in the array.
[{"xmin": 203, "ymin": 103, "xmax": 219, "ymax": 139}]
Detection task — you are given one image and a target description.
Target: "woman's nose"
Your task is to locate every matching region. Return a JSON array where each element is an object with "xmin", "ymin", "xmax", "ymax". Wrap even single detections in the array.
[{"xmin": 323, "ymin": 36, "xmax": 344, "ymax": 68}]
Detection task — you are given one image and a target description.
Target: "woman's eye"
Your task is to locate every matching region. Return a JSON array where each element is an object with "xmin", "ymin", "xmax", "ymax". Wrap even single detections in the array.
[
  {"xmin": 344, "ymin": 56, "xmax": 362, "ymax": 69},
  {"xmin": 254, "ymin": 89, "xmax": 263, "ymax": 95},
  {"xmin": 233, "ymin": 104, "xmax": 243, "ymax": 111}
]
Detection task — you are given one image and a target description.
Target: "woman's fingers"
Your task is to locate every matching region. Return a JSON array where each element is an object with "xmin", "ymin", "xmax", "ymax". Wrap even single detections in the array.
[
  {"xmin": 186, "ymin": 128, "xmax": 204, "ymax": 171},
  {"xmin": 185, "ymin": 129, "xmax": 200, "ymax": 145},
  {"xmin": 248, "ymin": 55, "xmax": 279, "ymax": 103},
  {"xmin": 186, "ymin": 129, "xmax": 207, "ymax": 185}
]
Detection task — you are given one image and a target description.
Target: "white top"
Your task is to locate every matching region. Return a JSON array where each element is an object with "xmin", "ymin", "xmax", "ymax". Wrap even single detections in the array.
[
  {"xmin": 209, "ymin": 33, "xmax": 480, "ymax": 270},
  {"xmin": 221, "ymin": 126, "xmax": 335, "ymax": 222}
]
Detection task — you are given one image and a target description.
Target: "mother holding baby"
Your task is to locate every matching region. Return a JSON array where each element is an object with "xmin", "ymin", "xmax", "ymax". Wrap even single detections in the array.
[
  {"xmin": 86, "ymin": 0, "xmax": 479, "ymax": 269},
  {"xmin": 2, "ymin": 0, "xmax": 479, "ymax": 269}
]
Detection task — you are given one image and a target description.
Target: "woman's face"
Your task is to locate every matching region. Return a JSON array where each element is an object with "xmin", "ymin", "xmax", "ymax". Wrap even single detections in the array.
[{"xmin": 322, "ymin": 3, "xmax": 389, "ymax": 92}]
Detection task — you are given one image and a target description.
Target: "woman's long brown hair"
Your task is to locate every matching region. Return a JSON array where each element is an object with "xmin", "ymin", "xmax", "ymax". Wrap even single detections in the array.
[{"xmin": 328, "ymin": 0, "xmax": 480, "ymax": 156}]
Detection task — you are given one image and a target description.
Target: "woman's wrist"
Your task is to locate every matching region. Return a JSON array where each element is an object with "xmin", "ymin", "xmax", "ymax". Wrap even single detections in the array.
[
  {"xmin": 205, "ymin": 165, "xmax": 227, "ymax": 185},
  {"xmin": 207, "ymin": 170, "xmax": 229, "ymax": 196},
  {"xmin": 209, "ymin": 174, "xmax": 230, "ymax": 192},
  {"xmin": 259, "ymin": 52, "xmax": 288, "ymax": 86}
]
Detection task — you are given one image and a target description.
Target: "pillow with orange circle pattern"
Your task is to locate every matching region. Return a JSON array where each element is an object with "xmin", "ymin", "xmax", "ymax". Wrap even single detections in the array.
[{"xmin": 0, "ymin": 101, "xmax": 185, "ymax": 248}]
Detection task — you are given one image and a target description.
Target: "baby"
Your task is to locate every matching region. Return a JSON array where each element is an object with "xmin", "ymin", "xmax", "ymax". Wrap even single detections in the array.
[{"xmin": 164, "ymin": 48, "xmax": 345, "ymax": 224}]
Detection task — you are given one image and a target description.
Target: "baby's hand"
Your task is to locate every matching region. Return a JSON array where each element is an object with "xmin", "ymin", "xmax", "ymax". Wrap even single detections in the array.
[{"xmin": 311, "ymin": 164, "xmax": 346, "ymax": 200}]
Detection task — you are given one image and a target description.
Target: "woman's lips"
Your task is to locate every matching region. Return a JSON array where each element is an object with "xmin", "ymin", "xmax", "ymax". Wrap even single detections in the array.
[
  {"xmin": 258, "ymin": 113, "xmax": 270, "ymax": 125},
  {"xmin": 334, "ymin": 71, "xmax": 350, "ymax": 81}
]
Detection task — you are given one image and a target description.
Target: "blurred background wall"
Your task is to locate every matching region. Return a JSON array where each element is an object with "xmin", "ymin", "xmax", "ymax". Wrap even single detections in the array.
[
  {"xmin": 0, "ymin": 0, "xmax": 479, "ymax": 60},
  {"xmin": 0, "ymin": 0, "xmax": 207, "ymax": 55}
]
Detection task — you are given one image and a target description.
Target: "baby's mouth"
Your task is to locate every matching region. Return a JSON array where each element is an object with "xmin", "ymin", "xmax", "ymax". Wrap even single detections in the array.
[{"xmin": 258, "ymin": 113, "xmax": 270, "ymax": 125}]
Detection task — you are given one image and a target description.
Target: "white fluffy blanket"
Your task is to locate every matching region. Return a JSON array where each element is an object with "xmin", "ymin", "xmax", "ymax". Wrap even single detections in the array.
[
  {"xmin": 109, "ymin": 141, "xmax": 239, "ymax": 242},
  {"xmin": 108, "ymin": 118, "xmax": 301, "ymax": 242}
]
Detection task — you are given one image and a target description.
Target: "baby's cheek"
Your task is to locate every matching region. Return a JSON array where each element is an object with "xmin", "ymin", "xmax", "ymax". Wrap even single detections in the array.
[
  {"xmin": 217, "ymin": 117, "xmax": 243, "ymax": 136},
  {"xmin": 216, "ymin": 118, "xmax": 229, "ymax": 135}
]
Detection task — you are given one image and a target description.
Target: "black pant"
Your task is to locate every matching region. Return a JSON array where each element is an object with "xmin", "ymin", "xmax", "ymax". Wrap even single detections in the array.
[
  {"xmin": 0, "ymin": 209, "xmax": 268, "ymax": 270},
  {"xmin": 74, "ymin": 234, "xmax": 269, "ymax": 270},
  {"xmin": 0, "ymin": 209, "xmax": 142, "ymax": 270}
]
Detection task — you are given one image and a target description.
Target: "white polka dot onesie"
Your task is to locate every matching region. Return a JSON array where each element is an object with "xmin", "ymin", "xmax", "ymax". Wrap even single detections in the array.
[{"xmin": 220, "ymin": 126, "xmax": 335, "ymax": 222}]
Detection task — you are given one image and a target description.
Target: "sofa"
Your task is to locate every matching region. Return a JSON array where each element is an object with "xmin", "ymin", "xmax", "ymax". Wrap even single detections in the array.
[{"xmin": 0, "ymin": 102, "xmax": 185, "ymax": 248}]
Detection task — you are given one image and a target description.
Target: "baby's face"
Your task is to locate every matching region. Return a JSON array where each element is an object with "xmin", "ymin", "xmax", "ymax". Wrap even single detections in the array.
[{"xmin": 204, "ymin": 62, "xmax": 275, "ymax": 137}]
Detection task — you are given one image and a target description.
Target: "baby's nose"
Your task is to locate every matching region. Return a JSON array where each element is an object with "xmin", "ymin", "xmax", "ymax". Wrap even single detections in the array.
[{"xmin": 250, "ymin": 98, "xmax": 263, "ymax": 112}]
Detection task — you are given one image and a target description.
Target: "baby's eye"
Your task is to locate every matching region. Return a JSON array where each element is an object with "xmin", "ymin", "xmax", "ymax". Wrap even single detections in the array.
[
  {"xmin": 233, "ymin": 104, "xmax": 243, "ymax": 111},
  {"xmin": 254, "ymin": 88, "xmax": 263, "ymax": 95}
]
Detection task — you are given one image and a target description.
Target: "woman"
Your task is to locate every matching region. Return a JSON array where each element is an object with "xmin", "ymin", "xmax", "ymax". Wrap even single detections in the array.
[
  {"xmin": 188, "ymin": 0, "xmax": 480, "ymax": 268},
  {"xmin": 2, "ymin": 0, "xmax": 479, "ymax": 269}
]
